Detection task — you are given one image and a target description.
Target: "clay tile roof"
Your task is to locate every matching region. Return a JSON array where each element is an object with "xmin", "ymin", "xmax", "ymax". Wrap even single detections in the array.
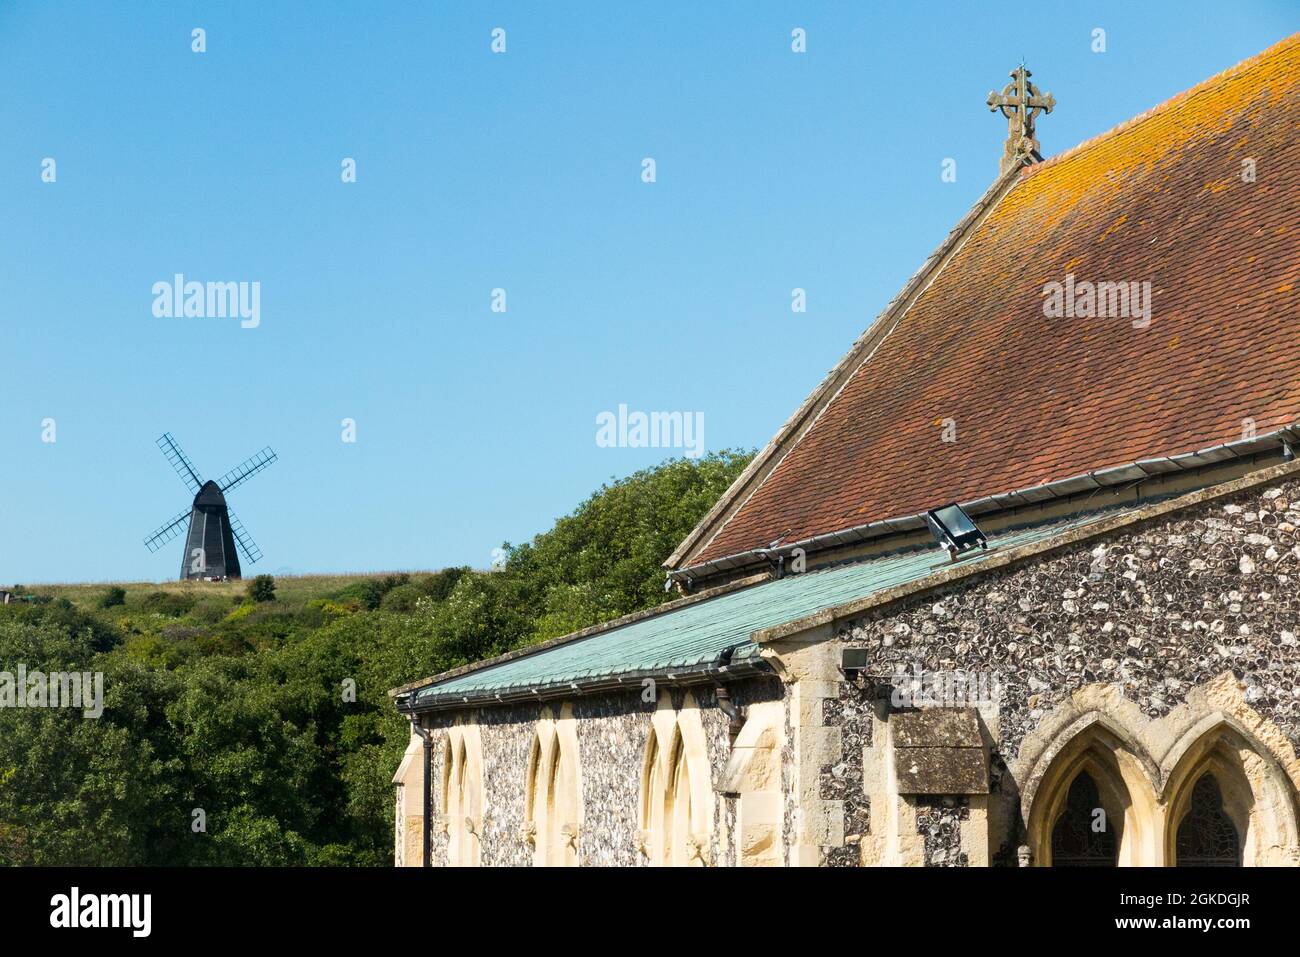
[{"xmin": 678, "ymin": 34, "xmax": 1300, "ymax": 571}]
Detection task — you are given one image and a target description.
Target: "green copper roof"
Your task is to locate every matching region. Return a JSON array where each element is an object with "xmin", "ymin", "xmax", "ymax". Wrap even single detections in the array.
[{"xmin": 411, "ymin": 508, "xmax": 1131, "ymax": 705}]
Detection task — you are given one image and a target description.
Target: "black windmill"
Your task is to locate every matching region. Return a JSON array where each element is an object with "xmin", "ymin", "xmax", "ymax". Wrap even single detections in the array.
[{"xmin": 144, "ymin": 433, "xmax": 278, "ymax": 580}]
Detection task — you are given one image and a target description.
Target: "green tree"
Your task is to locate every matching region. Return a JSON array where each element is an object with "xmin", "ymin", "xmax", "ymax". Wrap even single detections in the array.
[
  {"xmin": 506, "ymin": 450, "xmax": 752, "ymax": 639},
  {"xmin": 0, "ymin": 450, "xmax": 752, "ymax": 866}
]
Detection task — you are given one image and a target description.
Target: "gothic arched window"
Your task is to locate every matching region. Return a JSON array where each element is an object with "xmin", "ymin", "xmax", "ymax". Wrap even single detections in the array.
[
  {"xmin": 1050, "ymin": 771, "xmax": 1118, "ymax": 867},
  {"xmin": 666, "ymin": 735, "xmax": 695, "ymax": 867},
  {"xmin": 638, "ymin": 731, "xmax": 666, "ymax": 864},
  {"xmin": 523, "ymin": 711, "xmax": 581, "ymax": 866},
  {"xmin": 639, "ymin": 692, "xmax": 713, "ymax": 866},
  {"xmin": 1175, "ymin": 774, "xmax": 1241, "ymax": 867},
  {"xmin": 440, "ymin": 728, "xmax": 483, "ymax": 866}
]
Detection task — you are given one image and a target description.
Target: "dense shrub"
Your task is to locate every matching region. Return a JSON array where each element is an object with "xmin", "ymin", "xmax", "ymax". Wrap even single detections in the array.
[
  {"xmin": 378, "ymin": 582, "xmax": 423, "ymax": 613},
  {"xmin": 191, "ymin": 597, "xmax": 231, "ymax": 624},
  {"xmin": 140, "ymin": 591, "xmax": 195, "ymax": 617},
  {"xmin": 357, "ymin": 574, "xmax": 409, "ymax": 610},
  {"xmin": 418, "ymin": 567, "xmax": 468, "ymax": 603},
  {"xmin": 247, "ymin": 575, "xmax": 277, "ymax": 603}
]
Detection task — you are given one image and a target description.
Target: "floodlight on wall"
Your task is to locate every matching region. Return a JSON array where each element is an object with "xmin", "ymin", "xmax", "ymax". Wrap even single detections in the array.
[
  {"xmin": 925, "ymin": 502, "xmax": 988, "ymax": 563},
  {"xmin": 841, "ymin": 647, "xmax": 869, "ymax": 677}
]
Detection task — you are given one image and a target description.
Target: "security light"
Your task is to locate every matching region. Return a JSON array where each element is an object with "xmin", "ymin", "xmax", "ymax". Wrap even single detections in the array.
[
  {"xmin": 926, "ymin": 503, "xmax": 988, "ymax": 562},
  {"xmin": 841, "ymin": 647, "xmax": 869, "ymax": 676}
]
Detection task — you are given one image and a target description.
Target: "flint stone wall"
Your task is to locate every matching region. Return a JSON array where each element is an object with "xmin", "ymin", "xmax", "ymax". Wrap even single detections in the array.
[
  {"xmin": 837, "ymin": 474, "xmax": 1300, "ymax": 864},
  {"xmin": 822, "ymin": 680, "xmax": 873, "ymax": 866},
  {"xmin": 422, "ymin": 678, "xmax": 785, "ymax": 866},
  {"xmin": 917, "ymin": 796, "xmax": 968, "ymax": 866}
]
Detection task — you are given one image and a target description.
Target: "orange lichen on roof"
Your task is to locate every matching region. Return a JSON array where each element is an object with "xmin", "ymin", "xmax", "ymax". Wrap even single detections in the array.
[
  {"xmin": 685, "ymin": 34, "xmax": 1300, "ymax": 570},
  {"xmin": 1099, "ymin": 214, "xmax": 1129, "ymax": 239}
]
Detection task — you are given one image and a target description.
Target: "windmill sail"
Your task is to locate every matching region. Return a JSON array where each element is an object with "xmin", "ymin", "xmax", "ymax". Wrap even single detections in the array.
[
  {"xmin": 227, "ymin": 509, "xmax": 263, "ymax": 564},
  {"xmin": 217, "ymin": 448, "xmax": 277, "ymax": 494},
  {"xmin": 144, "ymin": 506, "xmax": 193, "ymax": 553},
  {"xmin": 157, "ymin": 433, "xmax": 203, "ymax": 494}
]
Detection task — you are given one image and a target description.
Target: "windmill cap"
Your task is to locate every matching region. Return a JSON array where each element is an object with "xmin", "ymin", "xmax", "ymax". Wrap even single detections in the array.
[{"xmin": 194, "ymin": 480, "xmax": 227, "ymax": 506}]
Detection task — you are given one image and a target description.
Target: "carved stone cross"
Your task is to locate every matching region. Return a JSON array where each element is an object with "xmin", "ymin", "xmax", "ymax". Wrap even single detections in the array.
[{"xmin": 987, "ymin": 65, "xmax": 1055, "ymax": 173}]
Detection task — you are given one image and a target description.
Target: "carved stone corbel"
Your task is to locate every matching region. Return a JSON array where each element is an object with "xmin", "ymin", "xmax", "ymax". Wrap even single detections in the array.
[
  {"xmin": 560, "ymin": 823, "xmax": 580, "ymax": 851},
  {"xmin": 686, "ymin": 833, "xmax": 712, "ymax": 866}
]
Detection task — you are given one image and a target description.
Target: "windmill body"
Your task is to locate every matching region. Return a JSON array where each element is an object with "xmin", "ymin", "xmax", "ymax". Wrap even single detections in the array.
[
  {"xmin": 180, "ymin": 481, "xmax": 242, "ymax": 580},
  {"xmin": 144, "ymin": 434, "xmax": 277, "ymax": 581}
]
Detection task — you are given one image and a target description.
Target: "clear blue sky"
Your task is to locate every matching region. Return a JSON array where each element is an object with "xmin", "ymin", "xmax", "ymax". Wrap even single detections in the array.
[{"xmin": 1, "ymin": 1, "xmax": 1295, "ymax": 584}]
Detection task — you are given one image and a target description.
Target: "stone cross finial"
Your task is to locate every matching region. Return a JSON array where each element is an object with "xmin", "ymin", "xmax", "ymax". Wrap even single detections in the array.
[{"xmin": 987, "ymin": 65, "xmax": 1055, "ymax": 173}]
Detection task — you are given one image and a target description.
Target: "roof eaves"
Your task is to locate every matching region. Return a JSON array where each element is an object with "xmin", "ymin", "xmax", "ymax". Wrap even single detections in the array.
[
  {"xmin": 395, "ymin": 644, "xmax": 772, "ymax": 715},
  {"xmin": 668, "ymin": 425, "xmax": 1300, "ymax": 583},
  {"xmin": 752, "ymin": 455, "xmax": 1300, "ymax": 645},
  {"xmin": 386, "ymin": 569, "xmax": 771, "ymax": 698}
]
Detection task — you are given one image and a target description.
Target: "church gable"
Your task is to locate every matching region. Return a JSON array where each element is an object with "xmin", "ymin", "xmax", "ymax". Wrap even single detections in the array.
[{"xmin": 674, "ymin": 34, "xmax": 1300, "ymax": 576}]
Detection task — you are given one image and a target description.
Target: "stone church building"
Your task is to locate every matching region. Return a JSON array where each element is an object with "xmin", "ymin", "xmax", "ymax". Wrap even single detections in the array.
[{"xmin": 391, "ymin": 34, "xmax": 1300, "ymax": 867}]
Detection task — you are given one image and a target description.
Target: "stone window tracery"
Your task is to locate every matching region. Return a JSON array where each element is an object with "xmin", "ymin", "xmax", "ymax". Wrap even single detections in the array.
[
  {"xmin": 523, "ymin": 708, "xmax": 582, "ymax": 866},
  {"xmin": 666, "ymin": 733, "xmax": 699, "ymax": 866},
  {"xmin": 1050, "ymin": 771, "xmax": 1117, "ymax": 867},
  {"xmin": 441, "ymin": 725, "xmax": 483, "ymax": 866},
  {"xmin": 639, "ymin": 691, "xmax": 714, "ymax": 866},
  {"xmin": 1174, "ymin": 774, "xmax": 1241, "ymax": 867},
  {"xmin": 639, "ymin": 731, "xmax": 667, "ymax": 863},
  {"xmin": 1023, "ymin": 693, "xmax": 1295, "ymax": 867}
]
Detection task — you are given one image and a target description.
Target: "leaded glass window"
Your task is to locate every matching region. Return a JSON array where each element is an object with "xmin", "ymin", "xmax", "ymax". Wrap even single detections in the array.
[
  {"xmin": 1175, "ymin": 774, "xmax": 1240, "ymax": 867},
  {"xmin": 1051, "ymin": 771, "xmax": 1117, "ymax": 867}
]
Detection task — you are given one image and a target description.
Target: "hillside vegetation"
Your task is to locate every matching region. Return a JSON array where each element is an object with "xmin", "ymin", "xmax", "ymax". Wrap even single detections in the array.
[{"xmin": 0, "ymin": 451, "xmax": 750, "ymax": 865}]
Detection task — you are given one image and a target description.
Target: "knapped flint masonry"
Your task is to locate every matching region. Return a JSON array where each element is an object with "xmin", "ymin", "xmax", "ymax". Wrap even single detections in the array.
[{"xmin": 392, "ymin": 35, "xmax": 1300, "ymax": 868}]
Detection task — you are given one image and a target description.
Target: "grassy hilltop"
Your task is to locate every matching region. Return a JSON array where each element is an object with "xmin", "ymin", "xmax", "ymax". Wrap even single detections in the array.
[
  {"xmin": 0, "ymin": 452, "xmax": 750, "ymax": 865},
  {"xmin": 32, "ymin": 574, "xmax": 418, "ymax": 604}
]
